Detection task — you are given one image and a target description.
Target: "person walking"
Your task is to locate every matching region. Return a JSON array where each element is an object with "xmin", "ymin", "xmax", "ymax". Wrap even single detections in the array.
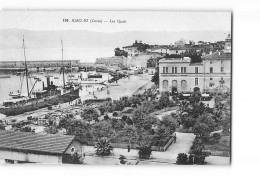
[{"xmin": 127, "ymin": 145, "xmax": 131, "ymax": 152}]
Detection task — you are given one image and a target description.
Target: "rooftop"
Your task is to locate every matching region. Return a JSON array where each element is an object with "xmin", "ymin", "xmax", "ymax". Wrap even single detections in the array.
[
  {"xmin": 202, "ymin": 51, "xmax": 231, "ymax": 61},
  {"xmin": 159, "ymin": 57, "xmax": 191, "ymax": 63},
  {"xmin": 0, "ymin": 130, "xmax": 76, "ymax": 155}
]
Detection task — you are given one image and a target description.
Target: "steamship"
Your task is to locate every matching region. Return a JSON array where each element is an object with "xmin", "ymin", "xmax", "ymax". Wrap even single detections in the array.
[{"xmin": 0, "ymin": 38, "xmax": 80, "ymax": 116}]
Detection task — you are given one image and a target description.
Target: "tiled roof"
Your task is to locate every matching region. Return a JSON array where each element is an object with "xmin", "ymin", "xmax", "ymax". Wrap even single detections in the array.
[{"xmin": 0, "ymin": 130, "xmax": 75, "ymax": 155}]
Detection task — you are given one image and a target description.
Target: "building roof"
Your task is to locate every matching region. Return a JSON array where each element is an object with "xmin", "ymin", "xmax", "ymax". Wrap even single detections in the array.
[
  {"xmin": 159, "ymin": 57, "xmax": 191, "ymax": 63},
  {"xmin": 0, "ymin": 130, "xmax": 76, "ymax": 155},
  {"xmin": 202, "ymin": 51, "xmax": 231, "ymax": 61}
]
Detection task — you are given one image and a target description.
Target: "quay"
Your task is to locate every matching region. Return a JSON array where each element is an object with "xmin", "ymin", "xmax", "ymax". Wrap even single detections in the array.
[{"xmin": 2, "ymin": 73, "xmax": 153, "ymax": 124}]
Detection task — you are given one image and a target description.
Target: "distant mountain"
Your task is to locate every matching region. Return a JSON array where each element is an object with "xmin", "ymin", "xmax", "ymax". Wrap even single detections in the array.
[{"xmin": 0, "ymin": 29, "xmax": 229, "ymax": 49}]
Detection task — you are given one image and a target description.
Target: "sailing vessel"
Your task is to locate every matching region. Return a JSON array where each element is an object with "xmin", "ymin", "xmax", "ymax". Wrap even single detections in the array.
[{"xmin": 0, "ymin": 38, "xmax": 80, "ymax": 116}]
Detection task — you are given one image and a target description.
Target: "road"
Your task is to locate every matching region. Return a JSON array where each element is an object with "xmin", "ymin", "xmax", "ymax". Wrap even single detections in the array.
[{"xmin": 81, "ymin": 73, "xmax": 152, "ymax": 101}]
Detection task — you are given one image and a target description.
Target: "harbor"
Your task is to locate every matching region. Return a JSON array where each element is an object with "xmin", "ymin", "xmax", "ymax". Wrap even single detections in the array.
[{"xmin": 1, "ymin": 72, "xmax": 152, "ymax": 125}]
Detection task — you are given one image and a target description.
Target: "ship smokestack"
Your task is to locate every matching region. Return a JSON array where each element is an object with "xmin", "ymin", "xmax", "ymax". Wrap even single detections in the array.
[
  {"xmin": 46, "ymin": 76, "xmax": 50, "ymax": 88},
  {"xmin": 42, "ymin": 82, "xmax": 45, "ymax": 89}
]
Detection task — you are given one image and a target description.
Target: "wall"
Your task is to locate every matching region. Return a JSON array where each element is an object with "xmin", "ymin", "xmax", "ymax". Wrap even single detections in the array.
[
  {"xmin": 65, "ymin": 140, "xmax": 83, "ymax": 156},
  {"xmin": 0, "ymin": 150, "xmax": 61, "ymax": 164},
  {"xmin": 0, "ymin": 60, "xmax": 80, "ymax": 69}
]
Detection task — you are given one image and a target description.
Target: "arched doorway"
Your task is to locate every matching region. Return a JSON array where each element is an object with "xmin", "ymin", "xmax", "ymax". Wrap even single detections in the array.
[
  {"xmin": 181, "ymin": 80, "xmax": 187, "ymax": 91},
  {"xmin": 171, "ymin": 80, "xmax": 178, "ymax": 94},
  {"xmin": 172, "ymin": 80, "xmax": 177, "ymax": 88},
  {"xmin": 162, "ymin": 80, "xmax": 169, "ymax": 91}
]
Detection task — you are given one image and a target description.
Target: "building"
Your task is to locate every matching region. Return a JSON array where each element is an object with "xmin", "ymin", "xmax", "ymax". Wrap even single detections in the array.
[
  {"xmin": 159, "ymin": 51, "xmax": 231, "ymax": 93},
  {"xmin": 169, "ymin": 47, "xmax": 188, "ymax": 55},
  {"xmin": 95, "ymin": 56, "xmax": 127, "ymax": 67},
  {"xmin": 0, "ymin": 130, "xmax": 84, "ymax": 164},
  {"xmin": 122, "ymin": 45, "xmax": 140, "ymax": 57},
  {"xmin": 224, "ymin": 33, "xmax": 231, "ymax": 53}
]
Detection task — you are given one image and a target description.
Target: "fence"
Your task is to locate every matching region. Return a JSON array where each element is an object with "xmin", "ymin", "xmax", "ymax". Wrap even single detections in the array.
[{"xmin": 77, "ymin": 135, "xmax": 175, "ymax": 152}]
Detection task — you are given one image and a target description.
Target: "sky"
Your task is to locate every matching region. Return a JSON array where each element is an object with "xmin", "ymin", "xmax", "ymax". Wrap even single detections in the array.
[{"xmin": 0, "ymin": 11, "xmax": 231, "ymax": 32}]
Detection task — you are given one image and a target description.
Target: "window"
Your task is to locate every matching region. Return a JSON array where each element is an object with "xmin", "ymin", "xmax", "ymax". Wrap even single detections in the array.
[
  {"xmin": 195, "ymin": 78, "xmax": 198, "ymax": 85},
  {"xmin": 210, "ymin": 78, "xmax": 213, "ymax": 80},
  {"xmin": 210, "ymin": 67, "xmax": 213, "ymax": 73},
  {"xmin": 71, "ymin": 147, "xmax": 75, "ymax": 154},
  {"xmin": 210, "ymin": 61, "xmax": 213, "ymax": 64},
  {"xmin": 195, "ymin": 67, "xmax": 198, "ymax": 73},
  {"xmin": 181, "ymin": 67, "xmax": 186, "ymax": 73},
  {"xmin": 165, "ymin": 67, "xmax": 168, "ymax": 73},
  {"xmin": 172, "ymin": 67, "xmax": 177, "ymax": 73},
  {"xmin": 221, "ymin": 60, "xmax": 223, "ymax": 64},
  {"xmin": 163, "ymin": 67, "xmax": 165, "ymax": 73},
  {"xmin": 221, "ymin": 67, "xmax": 224, "ymax": 72}
]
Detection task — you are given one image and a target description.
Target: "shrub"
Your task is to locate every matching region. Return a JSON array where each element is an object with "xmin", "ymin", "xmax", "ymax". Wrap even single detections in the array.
[
  {"xmin": 122, "ymin": 115, "xmax": 128, "ymax": 121},
  {"xmin": 112, "ymin": 111, "xmax": 118, "ymax": 116},
  {"xmin": 213, "ymin": 133, "xmax": 221, "ymax": 140},
  {"xmin": 104, "ymin": 115, "xmax": 109, "ymax": 120},
  {"xmin": 176, "ymin": 153, "xmax": 188, "ymax": 165}
]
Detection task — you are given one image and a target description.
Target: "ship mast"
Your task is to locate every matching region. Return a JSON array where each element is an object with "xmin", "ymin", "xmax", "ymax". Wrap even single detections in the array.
[
  {"xmin": 61, "ymin": 39, "xmax": 65, "ymax": 88},
  {"xmin": 23, "ymin": 36, "xmax": 30, "ymax": 97}
]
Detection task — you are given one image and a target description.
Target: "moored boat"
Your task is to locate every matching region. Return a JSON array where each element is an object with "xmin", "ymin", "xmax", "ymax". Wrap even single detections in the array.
[{"xmin": 0, "ymin": 38, "xmax": 80, "ymax": 116}]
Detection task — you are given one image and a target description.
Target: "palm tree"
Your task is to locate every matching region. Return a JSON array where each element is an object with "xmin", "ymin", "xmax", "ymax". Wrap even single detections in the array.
[
  {"xmin": 94, "ymin": 137, "xmax": 113, "ymax": 156},
  {"xmin": 136, "ymin": 141, "xmax": 152, "ymax": 159}
]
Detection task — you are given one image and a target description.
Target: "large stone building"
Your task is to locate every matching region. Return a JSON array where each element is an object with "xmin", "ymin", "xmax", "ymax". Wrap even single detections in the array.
[
  {"xmin": 159, "ymin": 51, "xmax": 231, "ymax": 93},
  {"xmin": 0, "ymin": 130, "xmax": 84, "ymax": 164}
]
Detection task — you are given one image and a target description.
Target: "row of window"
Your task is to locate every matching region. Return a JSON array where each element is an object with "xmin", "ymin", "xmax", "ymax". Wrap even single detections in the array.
[{"xmin": 162, "ymin": 67, "xmax": 224, "ymax": 73}]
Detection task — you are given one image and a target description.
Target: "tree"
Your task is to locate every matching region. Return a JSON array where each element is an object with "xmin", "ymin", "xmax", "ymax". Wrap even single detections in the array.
[
  {"xmin": 94, "ymin": 137, "xmax": 113, "ymax": 156},
  {"xmin": 90, "ymin": 121, "xmax": 115, "ymax": 139},
  {"xmin": 132, "ymin": 108, "xmax": 146, "ymax": 128},
  {"xmin": 119, "ymin": 125, "xmax": 138, "ymax": 145},
  {"xmin": 159, "ymin": 92, "xmax": 170, "ymax": 108},
  {"xmin": 81, "ymin": 107, "xmax": 99, "ymax": 122},
  {"xmin": 136, "ymin": 140, "xmax": 152, "ymax": 159},
  {"xmin": 110, "ymin": 118, "xmax": 125, "ymax": 132},
  {"xmin": 197, "ymin": 113, "xmax": 216, "ymax": 132},
  {"xmin": 193, "ymin": 123, "xmax": 210, "ymax": 139},
  {"xmin": 161, "ymin": 115, "xmax": 178, "ymax": 134},
  {"xmin": 45, "ymin": 125, "xmax": 58, "ymax": 134},
  {"xmin": 151, "ymin": 71, "xmax": 159, "ymax": 86}
]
